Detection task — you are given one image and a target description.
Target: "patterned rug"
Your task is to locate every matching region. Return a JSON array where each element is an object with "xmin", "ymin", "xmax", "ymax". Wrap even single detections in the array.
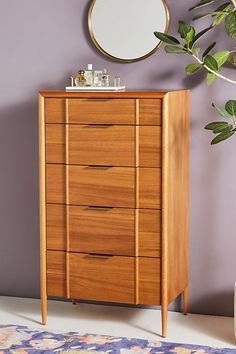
[{"xmin": 0, "ymin": 325, "xmax": 235, "ymax": 354}]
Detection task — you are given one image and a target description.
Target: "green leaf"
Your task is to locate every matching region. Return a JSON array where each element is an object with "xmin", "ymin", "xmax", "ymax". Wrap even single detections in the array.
[
  {"xmin": 213, "ymin": 124, "xmax": 232, "ymax": 134},
  {"xmin": 185, "ymin": 63, "xmax": 202, "ymax": 74},
  {"xmin": 178, "ymin": 21, "xmax": 191, "ymax": 38},
  {"xmin": 213, "ymin": 12, "xmax": 228, "ymax": 26},
  {"xmin": 202, "ymin": 42, "xmax": 216, "ymax": 58},
  {"xmin": 192, "ymin": 47, "xmax": 201, "ymax": 56},
  {"xmin": 211, "ymin": 131, "xmax": 234, "ymax": 144},
  {"xmin": 225, "ymin": 100, "xmax": 236, "ymax": 117},
  {"xmin": 225, "ymin": 12, "xmax": 236, "ymax": 40},
  {"xmin": 204, "ymin": 55, "xmax": 219, "ymax": 72},
  {"xmin": 212, "ymin": 102, "xmax": 233, "ymax": 118},
  {"xmin": 186, "ymin": 27, "xmax": 196, "ymax": 44},
  {"xmin": 165, "ymin": 45, "xmax": 187, "ymax": 54},
  {"xmin": 189, "ymin": 0, "xmax": 215, "ymax": 11},
  {"xmin": 212, "ymin": 50, "xmax": 230, "ymax": 67},
  {"xmin": 190, "ymin": 26, "xmax": 213, "ymax": 46},
  {"xmin": 231, "ymin": 56, "xmax": 236, "ymax": 66},
  {"xmin": 207, "ymin": 73, "xmax": 216, "ymax": 85},
  {"xmin": 205, "ymin": 121, "xmax": 229, "ymax": 130},
  {"xmin": 154, "ymin": 32, "xmax": 180, "ymax": 45}
]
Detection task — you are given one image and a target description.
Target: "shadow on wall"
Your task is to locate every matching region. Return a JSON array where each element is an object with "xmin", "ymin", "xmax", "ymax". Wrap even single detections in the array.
[
  {"xmin": 0, "ymin": 78, "xmax": 67, "ymax": 298},
  {"xmin": 190, "ymin": 291, "xmax": 234, "ymax": 317},
  {"xmin": 0, "ymin": 99, "xmax": 40, "ymax": 297}
]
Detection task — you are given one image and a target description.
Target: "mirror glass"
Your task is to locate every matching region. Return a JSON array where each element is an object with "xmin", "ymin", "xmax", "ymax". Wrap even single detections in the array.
[{"xmin": 89, "ymin": 0, "xmax": 169, "ymax": 62}]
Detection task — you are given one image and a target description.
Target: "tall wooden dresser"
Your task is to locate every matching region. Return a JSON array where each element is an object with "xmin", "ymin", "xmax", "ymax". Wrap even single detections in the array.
[{"xmin": 39, "ymin": 90, "xmax": 189, "ymax": 337}]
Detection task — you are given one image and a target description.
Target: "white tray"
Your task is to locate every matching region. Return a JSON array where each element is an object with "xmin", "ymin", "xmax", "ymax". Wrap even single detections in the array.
[{"xmin": 65, "ymin": 86, "xmax": 126, "ymax": 92}]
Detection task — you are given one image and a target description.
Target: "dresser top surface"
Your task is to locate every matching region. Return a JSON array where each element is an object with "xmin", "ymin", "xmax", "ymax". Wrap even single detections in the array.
[{"xmin": 39, "ymin": 89, "xmax": 189, "ymax": 99}]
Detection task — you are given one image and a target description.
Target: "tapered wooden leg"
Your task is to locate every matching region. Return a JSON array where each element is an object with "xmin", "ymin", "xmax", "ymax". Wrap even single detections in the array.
[
  {"xmin": 183, "ymin": 287, "xmax": 188, "ymax": 315},
  {"xmin": 41, "ymin": 295, "xmax": 47, "ymax": 325},
  {"xmin": 161, "ymin": 303, "xmax": 168, "ymax": 338},
  {"xmin": 72, "ymin": 299, "xmax": 77, "ymax": 305}
]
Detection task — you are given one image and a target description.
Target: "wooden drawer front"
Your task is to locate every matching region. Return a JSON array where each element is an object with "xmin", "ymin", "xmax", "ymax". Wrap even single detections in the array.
[
  {"xmin": 69, "ymin": 206, "xmax": 135, "ymax": 256},
  {"xmin": 139, "ymin": 168, "xmax": 161, "ymax": 209},
  {"xmin": 139, "ymin": 209, "xmax": 161, "ymax": 257},
  {"xmin": 139, "ymin": 99, "xmax": 162, "ymax": 125},
  {"xmin": 47, "ymin": 250, "xmax": 66, "ymax": 297},
  {"xmin": 69, "ymin": 125, "xmax": 135, "ymax": 166},
  {"xmin": 46, "ymin": 124, "xmax": 65, "ymax": 164},
  {"xmin": 68, "ymin": 99, "xmax": 135, "ymax": 125},
  {"xmin": 45, "ymin": 98, "xmax": 65, "ymax": 123},
  {"xmin": 46, "ymin": 164, "xmax": 66, "ymax": 204},
  {"xmin": 47, "ymin": 204, "xmax": 66, "ymax": 251},
  {"xmin": 69, "ymin": 253, "xmax": 135, "ymax": 303},
  {"xmin": 69, "ymin": 166, "xmax": 135, "ymax": 208},
  {"xmin": 139, "ymin": 126, "xmax": 161, "ymax": 167},
  {"xmin": 138, "ymin": 257, "xmax": 161, "ymax": 305}
]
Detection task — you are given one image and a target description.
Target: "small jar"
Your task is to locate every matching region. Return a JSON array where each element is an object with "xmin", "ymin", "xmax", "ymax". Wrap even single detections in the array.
[{"xmin": 75, "ymin": 70, "xmax": 86, "ymax": 87}]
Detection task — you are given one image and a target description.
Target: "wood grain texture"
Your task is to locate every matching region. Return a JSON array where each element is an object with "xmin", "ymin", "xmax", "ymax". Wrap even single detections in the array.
[
  {"xmin": 69, "ymin": 206, "xmax": 135, "ymax": 256},
  {"xmin": 139, "ymin": 168, "xmax": 161, "ymax": 209},
  {"xmin": 68, "ymin": 125, "xmax": 135, "ymax": 166},
  {"xmin": 69, "ymin": 253, "xmax": 135, "ymax": 304},
  {"xmin": 139, "ymin": 99, "xmax": 162, "ymax": 125},
  {"xmin": 162, "ymin": 90, "xmax": 189, "ymax": 305},
  {"xmin": 139, "ymin": 126, "xmax": 161, "ymax": 167},
  {"xmin": 137, "ymin": 257, "xmax": 161, "ymax": 305},
  {"xmin": 40, "ymin": 91, "xmax": 168, "ymax": 99},
  {"xmin": 138, "ymin": 209, "xmax": 161, "ymax": 257},
  {"xmin": 46, "ymin": 204, "xmax": 66, "ymax": 251},
  {"xmin": 68, "ymin": 99, "xmax": 135, "ymax": 124},
  {"xmin": 69, "ymin": 166, "xmax": 135, "ymax": 208},
  {"xmin": 39, "ymin": 94, "xmax": 47, "ymax": 325},
  {"xmin": 46, "ymin": 124, "xmax": 66, "ymax": 164},
  {"xmin": 45, "ymin": 98, "xmax": 65, "ymax": 123},
  {"xmin": 46, "ymin": 164, "xmax": 66, "ymax": 204},
  {"xmin": 47, "ymin": 250, "xmax": 66, "ymax": 297}
]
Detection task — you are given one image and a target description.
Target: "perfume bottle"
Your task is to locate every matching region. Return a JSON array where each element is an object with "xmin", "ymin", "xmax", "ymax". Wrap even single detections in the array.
[
  {"xmin": 84, "ymin": 64, "xmax": 95, "ymax": 86},
  {"xmin": 75, "ymin": 70, "xmax": 86, "ymax": 87},
  {"xmin": 101, "ymin": 68, "xmax": 109, "ymax": 87},
  {"xmin": 94, "ymin": 70, "xmax": 103, "ymax": 86}
]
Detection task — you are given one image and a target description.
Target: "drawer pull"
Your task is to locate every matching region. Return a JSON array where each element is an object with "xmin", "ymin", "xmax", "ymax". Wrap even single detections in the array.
[
  {"xmin": 87, "ymin": 253, "xmax": 113, "ymax": 259},
  {"xmin": 85, "ymin": 124, "xmax": 114, "ymax": 128},
  {"xmin": 86, "ymin": 165, "xmax": 113, "ymax": 169},
  {"xmin": 80, "ymin": 98, "xmax": 114, "ymax": 101},
  {"xmin": 87, "ymin": 206, "xmax": 114, "ymax": 211}
]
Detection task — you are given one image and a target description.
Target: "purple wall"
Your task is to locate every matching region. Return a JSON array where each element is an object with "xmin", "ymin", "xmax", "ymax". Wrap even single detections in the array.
[{"xmin": 0, "ymin": 0, "xmax": 235, "ymax": 316}]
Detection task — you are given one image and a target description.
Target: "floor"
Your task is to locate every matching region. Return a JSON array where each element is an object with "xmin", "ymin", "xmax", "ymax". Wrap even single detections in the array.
[{"xmin": 0, "ymin": 296, "xmax": 235, "ymax": 349}]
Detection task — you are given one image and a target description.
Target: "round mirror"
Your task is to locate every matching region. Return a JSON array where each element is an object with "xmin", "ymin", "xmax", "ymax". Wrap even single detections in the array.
[{"xmin": 88, "ymin": 0, "xmax": 170, "ymax": 63}]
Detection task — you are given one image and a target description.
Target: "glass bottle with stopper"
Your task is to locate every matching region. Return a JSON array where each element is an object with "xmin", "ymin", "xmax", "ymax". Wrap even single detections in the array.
[{"xmin": 75, "ymin": 70, "xmax": 86, "ymax": 87}]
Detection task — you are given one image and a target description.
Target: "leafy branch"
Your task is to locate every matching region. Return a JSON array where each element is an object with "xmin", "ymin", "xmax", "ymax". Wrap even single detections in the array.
[{"xmin": 154, "ymin": 0, "xmax": 236, "ymax": 144}]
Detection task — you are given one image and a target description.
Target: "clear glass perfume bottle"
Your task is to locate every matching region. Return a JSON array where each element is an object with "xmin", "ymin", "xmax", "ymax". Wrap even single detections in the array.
[
  {"xmin": 85, "ymin": 64, "xmax": 95, "ymax": 86},
  {"xmin": 101, "ymin": 68, "xmax": 109, "ymax": 87},
  {"xmin": 75, "ymin": 70, "xmax": 86, "ymax": 87}
]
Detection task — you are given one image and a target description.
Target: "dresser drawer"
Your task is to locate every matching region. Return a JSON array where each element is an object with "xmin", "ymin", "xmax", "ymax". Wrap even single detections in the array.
[
  {"xmin": 69, "ymin": 206, "xmax": 135, "ymax": 255},
  {"xmin": 46, "ymin": 205, "xmax": 161, "ymax": 257},
  {"xmin": 68, "ymin": 125, "xmax": 135, "ymax": 166},
  {"xmin": 69, "ymin": 166, "xmax": 135, "ymax": 208},
  {"xmin": 46, "ymin": 165, "xmax": 161, "ymax": 208},
  {"xmin": 45, "ymin": 98, "xmax": 65, "ymax": 123},
  {"xmin": 69, "ymin": 253, "xmax": 135, "ymax": 303},
  {"xmin": 68, "ymin": 99, "xmax": 135, "ymax": 125},
  {"xmin": 46, "ymin": 124, "xmax": 161, "ymax": 167}
]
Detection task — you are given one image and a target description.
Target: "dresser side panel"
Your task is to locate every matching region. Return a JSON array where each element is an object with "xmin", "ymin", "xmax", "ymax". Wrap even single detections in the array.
[{"xmin": 162, "ymin": 91, "xmax": 190, "ymax": 304}]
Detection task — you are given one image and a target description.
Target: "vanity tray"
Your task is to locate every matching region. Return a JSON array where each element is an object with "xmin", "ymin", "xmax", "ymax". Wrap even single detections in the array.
[{"xmin": 66, "ymin": 86, "xmax": 126, "ymax": 92}]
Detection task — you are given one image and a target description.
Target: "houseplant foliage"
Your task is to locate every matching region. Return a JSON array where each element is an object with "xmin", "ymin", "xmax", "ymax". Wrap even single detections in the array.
[{"xmin": 154, "ymin": 0, "xmax": 236, "ymax": 144}]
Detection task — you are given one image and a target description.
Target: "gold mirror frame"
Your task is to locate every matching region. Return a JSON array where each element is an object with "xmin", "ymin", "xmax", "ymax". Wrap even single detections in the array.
[{"xmin": 88, "ymin": 0, "xmax": 170, "ymax": 63}]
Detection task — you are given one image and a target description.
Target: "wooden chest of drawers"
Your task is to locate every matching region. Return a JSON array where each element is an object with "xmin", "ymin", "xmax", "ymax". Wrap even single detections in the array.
[{"xmin": 39, "ymin": 90, "xmax": 189, "ymax": 337}]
